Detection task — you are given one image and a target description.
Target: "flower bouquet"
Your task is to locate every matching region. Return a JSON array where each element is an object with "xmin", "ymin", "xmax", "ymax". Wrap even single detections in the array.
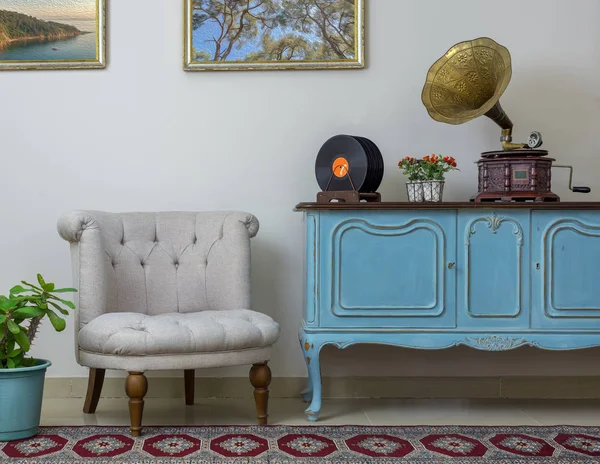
[{"xmin": 398, "ymin": 154, "xmax": 458, "ymax": 202}]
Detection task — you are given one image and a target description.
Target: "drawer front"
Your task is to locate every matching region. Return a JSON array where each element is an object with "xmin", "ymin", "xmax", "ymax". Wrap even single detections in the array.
[
  {"xmin": 457, "ymin": 211, "xmax": 530, "ymax": 329},
  {"xmin": 318, "ymin": 210, "xmax": 456, "ymax": 328},
  {"xmin": 532, "ymin": 211, "xmax": 600, "ymax": 329}
]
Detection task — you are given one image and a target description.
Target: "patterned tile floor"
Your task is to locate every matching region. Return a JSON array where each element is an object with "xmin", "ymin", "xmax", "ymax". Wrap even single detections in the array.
[{"xmin": 41, "ymin": 398, "xmax": 600, "ymax": 427}]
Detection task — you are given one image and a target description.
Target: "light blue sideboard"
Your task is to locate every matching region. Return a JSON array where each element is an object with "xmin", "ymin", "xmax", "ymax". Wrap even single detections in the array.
[{"xmin": 295, "ymin": 202, "xmax": 600, "ymax": 421}]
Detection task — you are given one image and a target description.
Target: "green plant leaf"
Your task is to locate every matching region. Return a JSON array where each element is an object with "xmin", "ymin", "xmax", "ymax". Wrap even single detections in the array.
[
  {"xmin": 0, "ymin": 314, "xmax": 5, "ymax": 324},
  {"xmin": 0, "ymin": 296, "xmax": 16, "ymax": 311},
  {"xmin": 21, "ymin": 281, "xmax": 42, "ymax": 293},
  {"xmin": 7, "ymin": 358, "xmax": 15, "ymax": 369},
  {"xmin": 51, "ymin": 288, "xmax": 77, "ymax": 293},
  {"xmin": 10, "ymin": 285, "xmax": 28, "ymax": 295},
  {"xmin": 49, "ymin": 301, "xmax": 69, "ymax": 316},
  {"xmin": 13, "ymin": 307, "xmax": 45, "ymax": 318},
  {"xmin": 48, "ymin": 296, "xmax": 75, "ymax": 309},
  {"xmin": 23, "ymin": 358, "xmax": 35, "ymax": 367},
  {"xmin": 13, "ymin": 329, "xmax": 30, "ymax": 352},
  {"xmin": 42, "ymin": 282, "xmax": 55, "ymax": 292},
  {"xmin": 8, "ymin": 348, "xmax": 21, "ymax": 358},
  {"xmin": 7, "ymin": 320, "xmax": 20, "ymax": 334},
  {"xmin": 37, "ymin": 274, "xmax": 47, "ymax": 288},
  {"xmin": 46, "ymin": 308, "xmax": 66, "ymax": 332}
]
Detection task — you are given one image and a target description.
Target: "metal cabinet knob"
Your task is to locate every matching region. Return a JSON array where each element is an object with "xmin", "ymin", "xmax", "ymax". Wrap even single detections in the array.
[{"xmin": 448, "ymin": 262, "xmax": 456, "ymax": 269}]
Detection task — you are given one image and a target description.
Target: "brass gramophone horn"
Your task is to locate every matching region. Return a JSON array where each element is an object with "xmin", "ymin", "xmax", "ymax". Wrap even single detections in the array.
[{"xmin": 422, "ymin": 37, "xmax": 531, "ymax": 150}]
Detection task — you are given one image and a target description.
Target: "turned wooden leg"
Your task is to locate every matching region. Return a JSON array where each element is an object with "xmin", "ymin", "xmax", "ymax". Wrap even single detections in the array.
[
  {"xmin": 83, "ymin": 368, "xmax": 105, "ymax": 414},
  {"xmin": 249, "ymin": 362, "xmax": 271, "ymax": 425},
  {"xmin": 184, "ymin": 370, "xmax": 195, "ymax": 406},
  {"xmin": 125, "ymin": 372, "xmax": 148, "ymax": 437}
]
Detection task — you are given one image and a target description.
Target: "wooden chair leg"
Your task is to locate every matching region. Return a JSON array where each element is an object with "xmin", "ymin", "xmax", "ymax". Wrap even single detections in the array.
[
  {"xmin": 125, "ymin": 372, "xmax": 148, "ymax": 437},
  {"xmin": 184, "ymin": 370, "xmax": 195, "ymax": 406},
  {"xmin": 249, "ymin": 362, "xmax": 271, "ymax": 425},
  {"xmin": 83, "ymin": 368, "xmax": 105, "ymax": 414}
]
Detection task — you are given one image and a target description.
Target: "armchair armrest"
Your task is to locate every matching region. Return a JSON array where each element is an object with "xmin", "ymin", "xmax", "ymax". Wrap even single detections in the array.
[{"xmin": 57, "ymin": 211, "xmax": 116, "ymax": 329}]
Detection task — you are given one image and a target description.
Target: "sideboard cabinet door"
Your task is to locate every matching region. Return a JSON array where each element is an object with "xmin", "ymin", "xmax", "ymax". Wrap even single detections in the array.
[
  {"xmin": 457, "ymin": 211, "xmax": 530, "ymax": 329},
  {"xmin": 318, "ymin": 211, "xmax": 456, "ymax": 329},
  {"xmin": 532, "ymin": 211, "xmax": 600, "ymax": 329}
]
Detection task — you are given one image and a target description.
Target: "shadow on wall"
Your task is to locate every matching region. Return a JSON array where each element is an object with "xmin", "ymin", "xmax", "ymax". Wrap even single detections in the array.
[
  {"xmin": 499, "ymin": 68, "xmax": 600, "ymax": 197},
  {"xmin": 320, "ymin": 344, "xmax": 600, "ymax": 377}
]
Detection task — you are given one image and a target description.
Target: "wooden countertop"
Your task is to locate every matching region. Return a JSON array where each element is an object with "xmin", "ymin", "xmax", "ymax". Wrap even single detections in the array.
[{"xmin": 295, "ymin": 202, "xmax": 600, "ymax": 211}]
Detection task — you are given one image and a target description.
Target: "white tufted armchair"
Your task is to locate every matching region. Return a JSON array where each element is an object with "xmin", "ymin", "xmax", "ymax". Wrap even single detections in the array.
[{"xmin": 57, "ymin": 211, "xmax": 280, "ymax": 436}]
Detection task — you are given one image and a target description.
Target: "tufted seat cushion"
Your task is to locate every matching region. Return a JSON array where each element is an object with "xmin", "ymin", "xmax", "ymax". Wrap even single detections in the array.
[{"xmin": 79, "ymin": 310, "xmax": 280, "ymax": 357}]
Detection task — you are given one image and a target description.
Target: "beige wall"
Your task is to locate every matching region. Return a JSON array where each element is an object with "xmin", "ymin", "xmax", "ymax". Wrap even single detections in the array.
[{"xmin": 1, "ymin": 0, "xmax": 599, "ymax": 379}]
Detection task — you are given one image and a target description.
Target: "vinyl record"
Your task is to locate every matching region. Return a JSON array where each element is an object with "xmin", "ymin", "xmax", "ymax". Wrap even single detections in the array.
[
  {"xmin": 315, "ymin": 135, "xmax": 369, "ymax": 192},
  {"xmin": 352, "ymin": 136, "xmax": 376, "ymax": 192},
  {"xmin": 356, "ymin": 136, "xmax": 384, "ymax": 192}
]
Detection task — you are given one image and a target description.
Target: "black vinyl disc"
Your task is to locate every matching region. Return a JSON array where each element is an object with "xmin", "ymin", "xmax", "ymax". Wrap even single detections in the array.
[
  {"xmin": 356, "ymin": 136, "xmax": 384, "ymax": 192},
  {"xmin": 315, "ymin": 135, "xmax": 369, "ymax": 192},
  {"xmin": 353, "ymin": 136, "xmax": 376, "ymax": 192}
]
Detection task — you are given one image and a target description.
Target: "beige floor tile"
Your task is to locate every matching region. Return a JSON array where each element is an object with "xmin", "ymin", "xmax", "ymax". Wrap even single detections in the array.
[
  {"xmin": 205, "ymin": 398, "xmax": 371, "ymax": 426},
  {"xmin": 362, "ymin": 399, "xmax": 537, "ymax": 426},
  {"xmin": 41, "ymin": 398, "xmax": 600, "ymax": 428},
  {"xmin": 41, "ymin": 398, "xmax": 211, "ymax": 426},
  {"xmin": 518, "ymin": 399, "xmax": 600, "ymax": 426}
]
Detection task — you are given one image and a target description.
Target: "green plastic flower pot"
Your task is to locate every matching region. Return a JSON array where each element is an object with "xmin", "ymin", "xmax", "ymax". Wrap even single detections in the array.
[{"xmin": 0, "ymin": 359, "xmax": 51, "ymax": 441}]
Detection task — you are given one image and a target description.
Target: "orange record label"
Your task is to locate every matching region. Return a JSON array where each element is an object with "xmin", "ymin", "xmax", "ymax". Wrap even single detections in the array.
[{"xmin": 332, "ymin": 157, "xmax": 349, "ymax": 178}]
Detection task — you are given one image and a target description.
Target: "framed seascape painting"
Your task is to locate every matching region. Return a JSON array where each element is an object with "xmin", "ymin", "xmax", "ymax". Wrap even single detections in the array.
[
  {"xmin": 0, "ymin": 0, "xmax": 105, "ymax": 70},
  {"xmin": 184, "ymin": 0, "xmax": 364, "ymax": 71}
]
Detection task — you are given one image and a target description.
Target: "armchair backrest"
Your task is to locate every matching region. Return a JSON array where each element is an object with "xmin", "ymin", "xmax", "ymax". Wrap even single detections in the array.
[{"xmin": 58, "ymin": 211, "xmax": 259, "ymax": 327}]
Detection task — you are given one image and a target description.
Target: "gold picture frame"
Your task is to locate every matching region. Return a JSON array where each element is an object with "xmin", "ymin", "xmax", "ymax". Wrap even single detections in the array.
[
  {"xmin": 0, "ymin": 0, "xmax": 106, "ymax": 70},
  {"xmin": 184, "ymin": 0, "xmax": 364, "ymax": 71}
]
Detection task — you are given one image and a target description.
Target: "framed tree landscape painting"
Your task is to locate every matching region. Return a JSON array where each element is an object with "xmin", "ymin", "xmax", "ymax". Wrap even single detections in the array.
[
  {"xmin": 0, "ymin": 0, "xmax": 106, "ymax": 70},
  {"xmin": 184, "ymin": 0, "xmax": 364, "ymax": 71}
]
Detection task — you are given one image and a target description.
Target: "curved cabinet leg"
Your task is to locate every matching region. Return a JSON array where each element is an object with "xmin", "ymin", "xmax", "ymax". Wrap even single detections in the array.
[
  {"xmin": 301, "ymin": 383, "xmax": 313, "ymax": 403},
  {"xmin": 301, "ymin": 336, "xmax": 322, "ymax": 422},
  {"xmin": 298, "ymin": 336, "xmax": 313, "ymax": 403}
]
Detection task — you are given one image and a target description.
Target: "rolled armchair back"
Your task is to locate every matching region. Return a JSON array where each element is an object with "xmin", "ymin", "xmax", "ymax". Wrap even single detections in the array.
[{"xmin": 58, "ymin": 211, "xmax": 259, "ymax": 329}]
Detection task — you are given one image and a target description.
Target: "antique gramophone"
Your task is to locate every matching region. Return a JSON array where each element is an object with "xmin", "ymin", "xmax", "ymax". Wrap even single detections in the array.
[{"xmin": 422, "ymin": 37, "xmax": 590, "ymax": 202}]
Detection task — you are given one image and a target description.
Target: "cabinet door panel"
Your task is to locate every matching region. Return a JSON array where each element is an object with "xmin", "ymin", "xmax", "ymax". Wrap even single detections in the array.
[
  {"xmin": 457, "ymin": 211, "xmax": 530, "ymax": 329},
  {"xmin": 532, "ymin": 211, "xmax": 600, "ymax": 329},
  {"xmin": 319, "ymin": 211, "xmax": 456, "ymax": 328}
]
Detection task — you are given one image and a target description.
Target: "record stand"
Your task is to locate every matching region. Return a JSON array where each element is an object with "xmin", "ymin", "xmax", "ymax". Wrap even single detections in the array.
[{"xmin": 315, "ymin": 135, "xmax": 384, "ymax": 204}]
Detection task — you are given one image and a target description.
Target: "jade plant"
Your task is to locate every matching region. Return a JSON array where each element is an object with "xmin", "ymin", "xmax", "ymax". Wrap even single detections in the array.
[{"xmin": 0, "ymin": 274, "xmax": 76, "ymax": 369}]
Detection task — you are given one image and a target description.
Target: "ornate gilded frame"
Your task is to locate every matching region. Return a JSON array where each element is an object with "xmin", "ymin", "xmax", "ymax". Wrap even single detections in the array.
[
  {"xmin": 0, "ymin": 0, "xmax": 106, "ymax": 71},
  {"xmin": 183, "ymin": 0, "xmax": 365, "ymax": 71}
]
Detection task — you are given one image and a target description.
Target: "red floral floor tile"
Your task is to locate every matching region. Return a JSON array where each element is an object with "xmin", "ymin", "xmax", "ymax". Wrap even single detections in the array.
[
  {"xmin": 490, "ymin": 433, "xmax": 554, "ymax": 457},
  {"xmin": 555, "ymin": 433, "xmax": 600, "ymax": 456},
  {"xmin": 346, "ymin": 434, "xmax": 414, "ymax": 457},
  {"xmin": 143, "ymin": 434, "xmax": 201, "ymax": 457},
  {"xmin": 421, "ymin": 433, "xmax": 487, "ymax": 457},
  {"xmin": 2, "ymin": 435, "xmax": 67, "ymax": 458},
  {"xmin": 210, "ymin": 433, "xmax": 268, "ymax": 457},
  {"xmin": 72, "ymin": 434, "xmax": 134, "ymax": 458},
  {"xmin": 277, "ymin": 433, "xmax": 337, "ymax": 457},
  {"xmin": 3, "ymin": 425, "xmax": 600, "ymax": 462}
]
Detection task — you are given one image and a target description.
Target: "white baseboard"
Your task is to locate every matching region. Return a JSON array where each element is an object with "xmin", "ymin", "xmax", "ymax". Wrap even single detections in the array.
[{"xmin": 43, "ymin": 376, "xmax": 600, "ymax": 399}]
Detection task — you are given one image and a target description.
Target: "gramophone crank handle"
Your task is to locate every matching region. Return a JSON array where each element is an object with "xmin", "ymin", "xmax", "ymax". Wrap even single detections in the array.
[
  {"xmin": 574, "ymin": 187, "xmax": 592, "ymax": 193},
  {"xmin": 553, "ymin": 165, "xmax": 592, "ymax": 194}
]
